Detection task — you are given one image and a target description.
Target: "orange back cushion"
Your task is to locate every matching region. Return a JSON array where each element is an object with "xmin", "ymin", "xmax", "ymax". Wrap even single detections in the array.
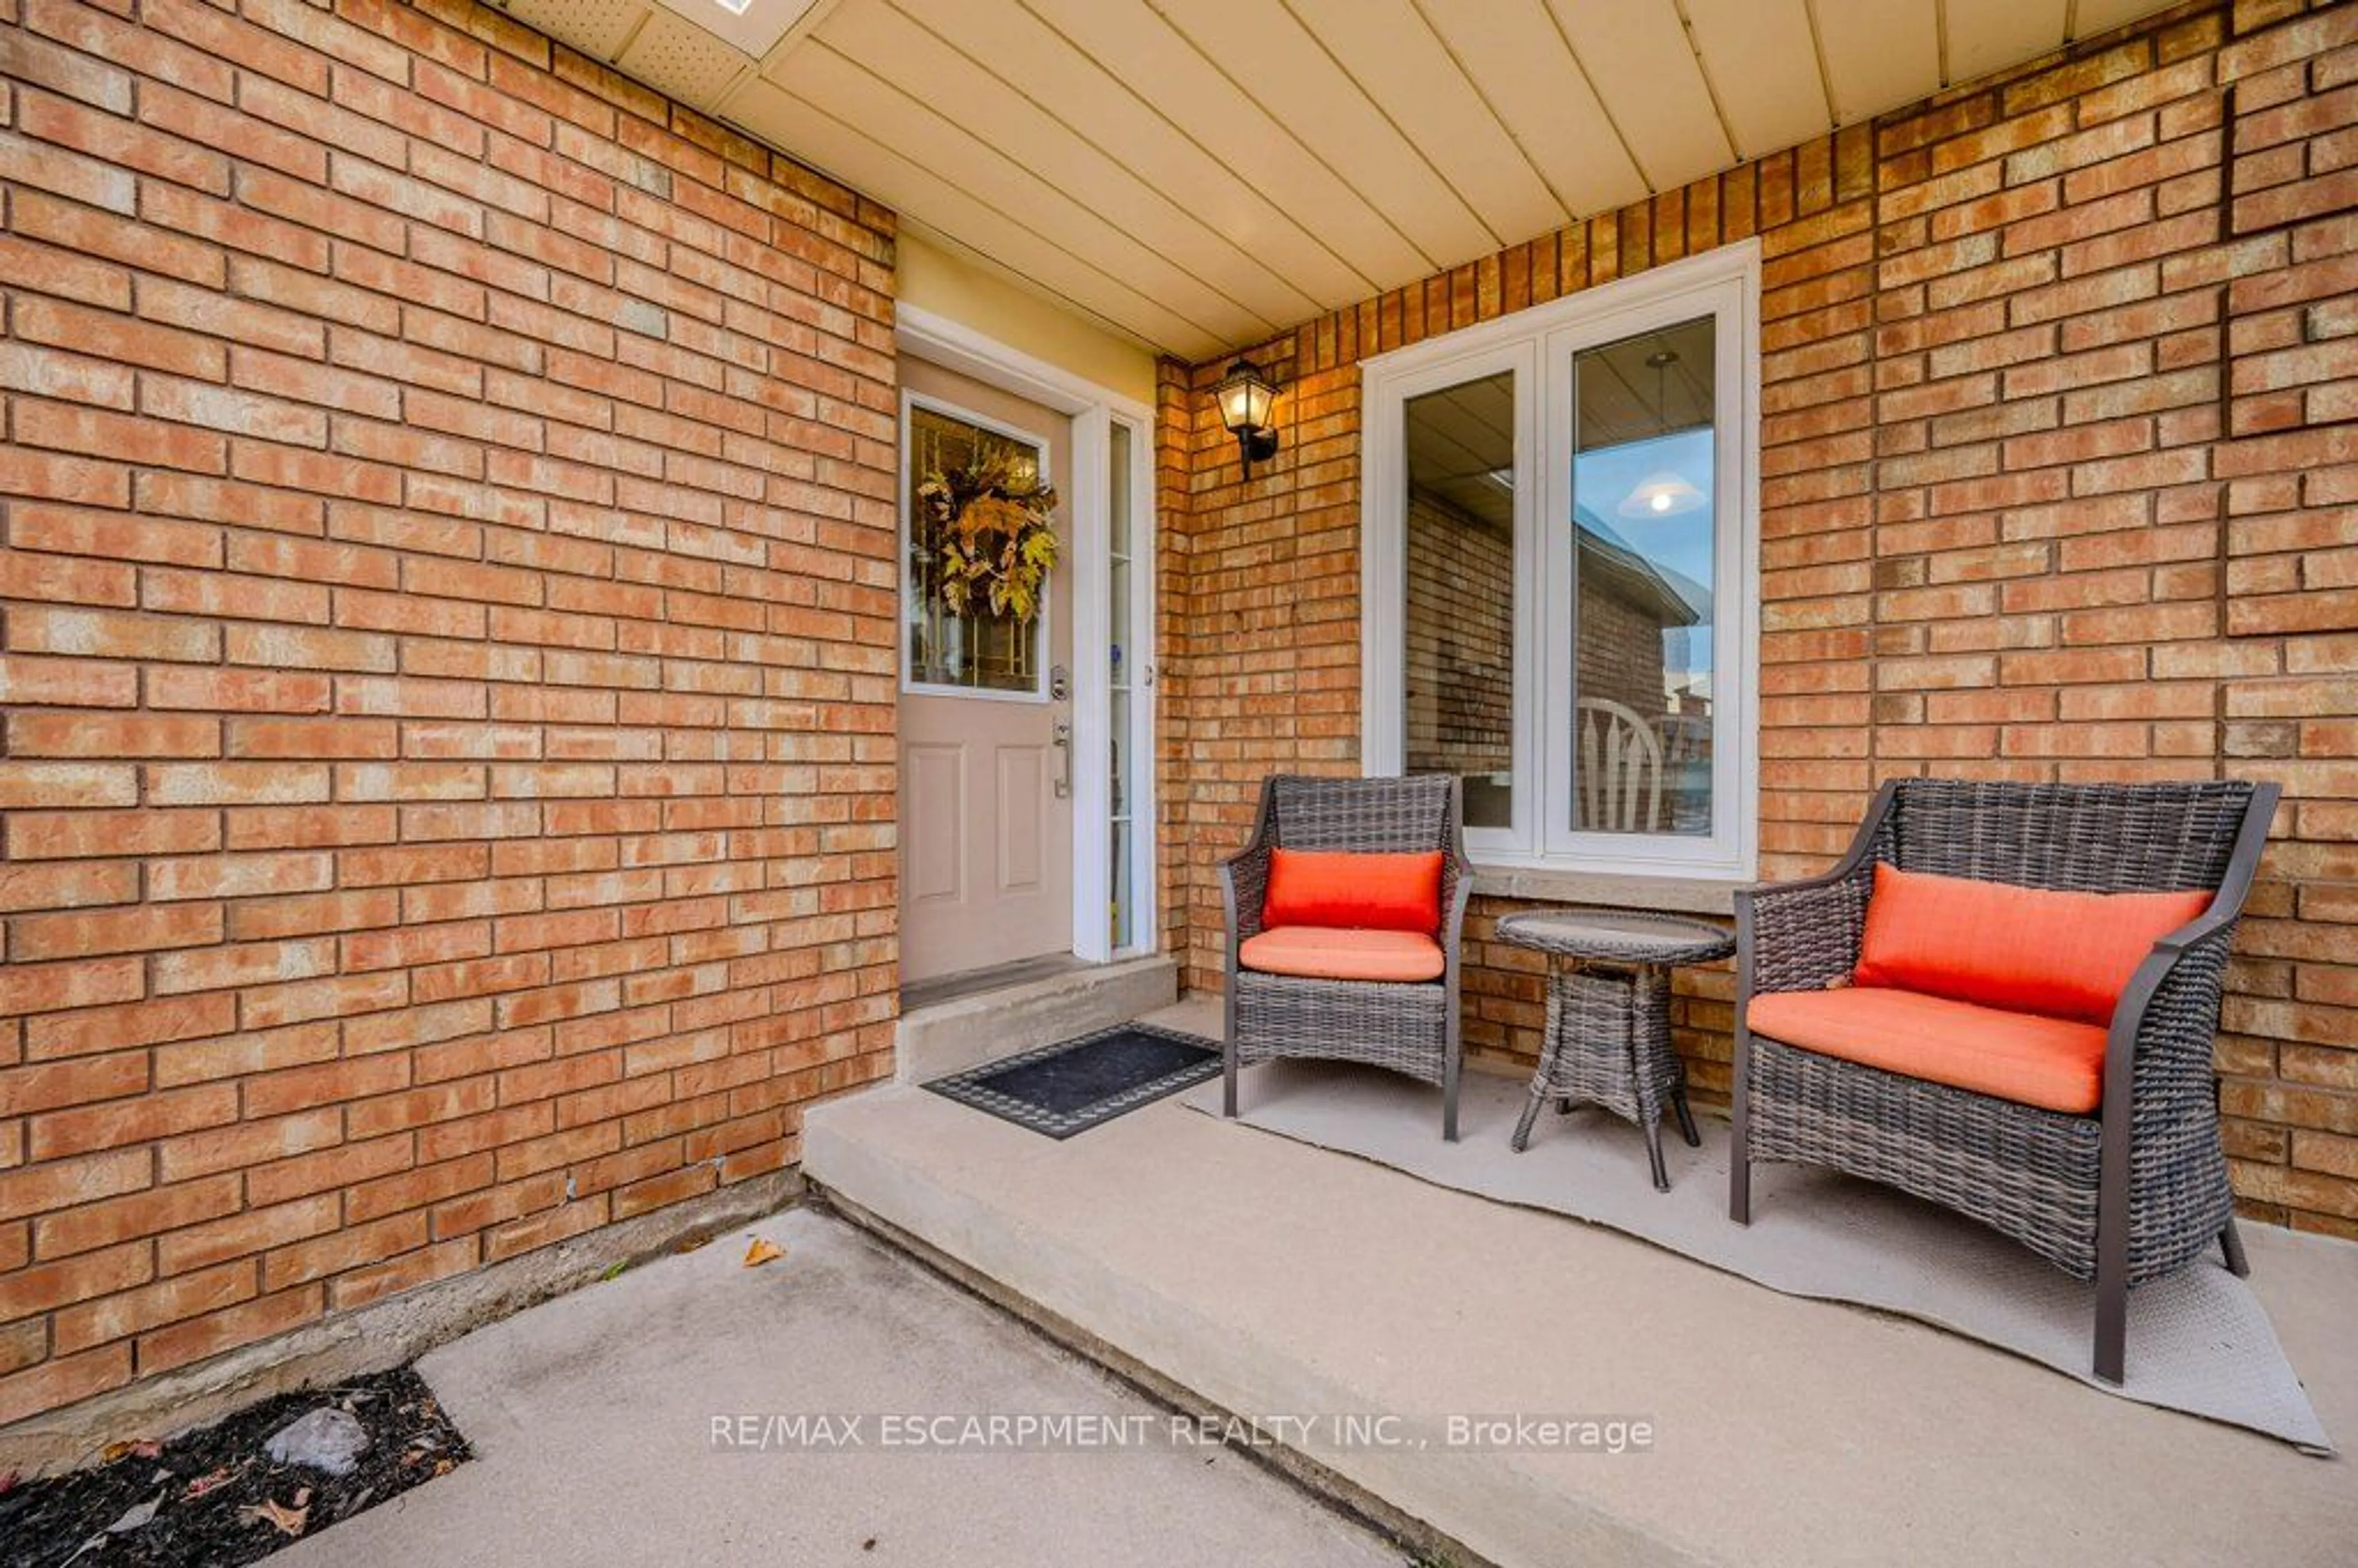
[
  {"xmin": 1853, "ymin": 864, "xmax": 2211, "ymax": 1026},
  {"xmin": 1264, "ymin": 848, "xmax": 1444, "ymax": 934}
]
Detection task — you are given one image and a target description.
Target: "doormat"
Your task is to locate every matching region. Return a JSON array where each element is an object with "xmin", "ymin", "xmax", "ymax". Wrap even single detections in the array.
[
  {"xmin": 925, "ymin": 1023, "xmax": 1221, "ymax": 1138},
  {"xmin": 1, "ymin": 1364, "xmax": 470, "ymax": 1567}
]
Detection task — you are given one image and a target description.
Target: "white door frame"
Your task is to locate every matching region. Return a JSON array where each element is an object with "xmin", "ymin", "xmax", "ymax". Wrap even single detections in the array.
[{"xmin": 894, "ymin": 304, "xmax": 1158, "ymax": 964}]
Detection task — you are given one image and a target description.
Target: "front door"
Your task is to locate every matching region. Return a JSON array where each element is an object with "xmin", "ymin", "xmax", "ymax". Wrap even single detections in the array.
[{"xmin": 897, "ymin": 357, "xmax": 1075, "ymax": 985}]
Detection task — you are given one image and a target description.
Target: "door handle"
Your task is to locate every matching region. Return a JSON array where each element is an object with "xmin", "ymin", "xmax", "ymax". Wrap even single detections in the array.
[{"xmin": 1052, "ymin": 719, "xmax": 1073, "ymax": 799}]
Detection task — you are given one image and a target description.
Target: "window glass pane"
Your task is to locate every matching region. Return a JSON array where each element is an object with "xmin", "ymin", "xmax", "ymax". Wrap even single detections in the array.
[
  {"xmin": 1109, "ymin": 421, "xmax": 1133, "ymax": 557},
  {"xmin": 1108, "ymin": 421, "xmax": 1135, "ymax": 950},
  {"xmin": 1570, "ymin": 318, "xmax": 1715, "ymax": 836},
  {"xmin": 1109, "ymin": 424, "xmax": 1132, "ymax": 690},
  {"xmin": 1403, "ymin": 370, "xmax": 1516, "ymax": 830},
  {"xmin": 906, "ymin": 404, "xmax": 1045, "ymax": 693}
]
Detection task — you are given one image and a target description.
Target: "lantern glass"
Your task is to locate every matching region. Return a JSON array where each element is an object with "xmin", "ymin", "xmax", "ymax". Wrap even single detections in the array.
[{"xmin": 1216, "ymin": 362, "xmax": 1274, "ymax": 434}]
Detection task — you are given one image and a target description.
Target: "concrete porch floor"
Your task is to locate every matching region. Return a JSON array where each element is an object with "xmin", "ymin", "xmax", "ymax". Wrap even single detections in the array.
[
  {"xmin": 804, "ymin": 996, "xmax": 2358, "ymax": 1568},
  {"xmin": 271, "ymin": 1204, "xmax": 1405, "ymax": 1568}
]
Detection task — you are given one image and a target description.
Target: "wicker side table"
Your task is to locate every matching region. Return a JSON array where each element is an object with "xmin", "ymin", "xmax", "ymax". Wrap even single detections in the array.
[{"xmin": 1495, "ymin": 910, "xmax": 1736, "ymax": 1191}]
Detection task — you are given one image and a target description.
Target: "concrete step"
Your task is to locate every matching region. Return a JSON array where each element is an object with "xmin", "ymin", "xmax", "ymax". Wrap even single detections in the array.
[
  {"xmin": 893, "ymin": 953, "xmax": 1178, "ymax": 1084},
  {"xmin": 807, "ymin": 996, "xmax": 2358, "ymax": 1568}
]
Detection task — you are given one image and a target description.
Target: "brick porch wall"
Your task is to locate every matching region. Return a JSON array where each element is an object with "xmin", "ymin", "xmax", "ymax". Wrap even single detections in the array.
[
  {"xmin": 0, "ymin": 0, "xmax": 900, "ymax": 1426},
  {"xmin": 1159, "ymin": 0, "xmax": 2358, "ymax": 1235}
]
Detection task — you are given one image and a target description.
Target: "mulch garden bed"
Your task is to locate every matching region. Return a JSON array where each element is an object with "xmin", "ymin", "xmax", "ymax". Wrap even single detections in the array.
[{"xmin": 0, "ymin": 1366, "xmax": 469, "ymax": 1568}]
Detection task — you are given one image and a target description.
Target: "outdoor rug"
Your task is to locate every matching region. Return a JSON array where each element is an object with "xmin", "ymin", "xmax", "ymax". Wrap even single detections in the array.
[
  {"xmin": 926, "ymin": 1023, "xmax": 1221, "ymax": 1138},
  {"xmin": 1186, "ymin": 1060, "xmax": 2332, "ymax": 1452}
]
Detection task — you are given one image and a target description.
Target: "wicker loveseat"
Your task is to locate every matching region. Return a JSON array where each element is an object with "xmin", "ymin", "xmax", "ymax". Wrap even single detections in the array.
[
  {"xmin": 1221, "ymin": 774, "xmax": 1474, "ymax": 1140},
  {"xmin": 1729, "ymin": 778, "xmax": 2279, "ymax": 1383}
]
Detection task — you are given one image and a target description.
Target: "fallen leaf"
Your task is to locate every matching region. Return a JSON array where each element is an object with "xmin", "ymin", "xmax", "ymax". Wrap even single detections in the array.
[
  {"xmin": 107, "ymin": 1494, "xmax": 164, "ymax": 1534},
  {"xmin": 101, "ymin": 1438, "xmax": 161, "ymax": 1464},
  {"xmin": 596, "ymin": 1260, "xmax": 628, "ymax": 1282},
  {"xmin": 183, "ymin": 1466, "xmax": 236, "ymax": 1500},
  {"xmin": 246, "ymin": 1495, "xmax": 310, "ymax": 1538},
  {"xmin": 742, "ymin": 1236, "xmax": 784, "ymax": 1268}
]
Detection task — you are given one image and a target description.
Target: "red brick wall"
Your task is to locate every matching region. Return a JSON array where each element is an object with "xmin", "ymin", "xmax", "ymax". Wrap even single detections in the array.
[
  {"xmin": 1161, "ymin": 0, "xmax": 2358, "ymax": 1235},
  {"xmin": 0, "ymin": 0, "xmax": 900, "ymax": 1426}
]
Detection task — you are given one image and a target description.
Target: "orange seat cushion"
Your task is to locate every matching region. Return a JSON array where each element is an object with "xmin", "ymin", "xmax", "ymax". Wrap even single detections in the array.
[
  {"xmin": 1853, "ymin": 864, "xmax": 2211, "ymax": 1026},
  {"xmin": 1240, "ymin": 926, "xmax": 1446, "ymax": 984},
  {"xmin": 1748, "ymin": 986, "xmax": 2110, "ymax": 1114},
  {"xmin": 1263, "ymin": 848, "xmax": 1443, "ymax": 935}
]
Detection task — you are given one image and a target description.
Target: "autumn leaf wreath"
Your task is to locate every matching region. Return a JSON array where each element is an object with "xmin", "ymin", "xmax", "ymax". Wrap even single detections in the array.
[{"xmin": 918, "ymin": 451, "xmax": 1060, "ymax": 624}]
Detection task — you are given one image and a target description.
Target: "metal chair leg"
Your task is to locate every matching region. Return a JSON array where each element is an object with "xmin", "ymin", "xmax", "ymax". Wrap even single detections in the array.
[
  {"xmin": 2095, "ymin": 1075, "xmax": 2131, "ymax": 1385},
  {"xmin": 2220, "ymin": 1216, "xmax": 2251, "ymax": 1278},
  {"xmin": 1729, "ymin": 1034, "xmax": 1753, "ymax": 1225},
  {"xmin": 2095, "ymin": 1212, "xmax": 2130, "ymax": 1384},
  {"xmin": 2094, "ymin": 1277, "xmax": 2127, "ymax": 1386},
  {"xmin": 1222, "ymin": 980, "xmax": 1240, "ymax": 1119}
]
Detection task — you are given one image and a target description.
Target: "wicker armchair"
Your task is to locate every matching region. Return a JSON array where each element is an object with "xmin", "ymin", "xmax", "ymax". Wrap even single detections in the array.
[
  {"xmin": 1729, "ymin": 778, "xmax": 2279, "ymax": 1384},
  {"xmin": 1221, "ymin": 774, "xmax": 1474, "ymax": 1139}
]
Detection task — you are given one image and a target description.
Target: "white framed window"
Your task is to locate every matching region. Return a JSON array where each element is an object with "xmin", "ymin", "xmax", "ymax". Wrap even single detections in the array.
[{"xmin": 1363, "ymin": 242, "xmax": 1761, "ymax": 882}]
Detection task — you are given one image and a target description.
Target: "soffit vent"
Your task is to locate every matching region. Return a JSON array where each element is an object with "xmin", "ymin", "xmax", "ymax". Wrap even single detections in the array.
[
  {"xmin": 620, "ymin": 6, "xmax": 755, "ymax": 106},
  {"xmin": 496, "ymin": 0, "xmax": 649, "ymax": 63}
]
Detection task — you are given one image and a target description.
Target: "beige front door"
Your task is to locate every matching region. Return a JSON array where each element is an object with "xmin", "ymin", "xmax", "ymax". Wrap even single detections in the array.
[{"xmin": 897, "ymin": 357, "xmax": 1075, "ymax": 985}]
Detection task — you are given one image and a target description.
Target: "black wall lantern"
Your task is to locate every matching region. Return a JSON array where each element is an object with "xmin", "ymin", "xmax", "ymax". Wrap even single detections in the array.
[{"xmin": 1213, "ymin": 358, "xmax": 1280, "ymax": 478}]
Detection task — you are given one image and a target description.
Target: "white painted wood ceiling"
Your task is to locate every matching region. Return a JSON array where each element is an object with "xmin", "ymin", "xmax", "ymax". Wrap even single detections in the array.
[{"xmin": 491, "ymin": 0, "xmax": 2181, "ymax": 360}]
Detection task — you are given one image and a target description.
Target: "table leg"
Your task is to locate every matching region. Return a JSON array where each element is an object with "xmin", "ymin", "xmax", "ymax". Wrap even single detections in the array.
[
  {"xmin": 1513, "ymin": 959, "xmax": 1568, "ymax": 1152},
  {"xmin": 1673, "ymin": 1088, "xmax": 1701, "ymax": 1148},
  {"xmin": 1511, "ymin": 1090, "xmax": 1546, "ymax": 1152},
  {"xmin": 1634, "ymin": 963, "xmax": 1673, "ymax": 1192}
]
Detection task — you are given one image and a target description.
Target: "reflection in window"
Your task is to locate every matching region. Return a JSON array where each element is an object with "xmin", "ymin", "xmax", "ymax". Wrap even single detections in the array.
[
  {"xmin": 1571, "ymin": 318, "xmax": 1715, "ymax": 836},
  {"xmin": 1401, "ymin": 371, "xmax": 1516, "ymax": 829},
  {"xmin": 906, "ymin": 404, "xmax": 1045, "ymax": 693}
]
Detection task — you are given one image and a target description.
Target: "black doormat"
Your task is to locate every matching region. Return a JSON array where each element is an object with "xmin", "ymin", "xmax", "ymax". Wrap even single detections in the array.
[
  {"xmin": 924, "ymin": 1023, "xmax": 1221, "ymax": 1138},
  {"xmin": 0, "ymin": 1365, "xmax": 468, "ymax": 1568}
]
